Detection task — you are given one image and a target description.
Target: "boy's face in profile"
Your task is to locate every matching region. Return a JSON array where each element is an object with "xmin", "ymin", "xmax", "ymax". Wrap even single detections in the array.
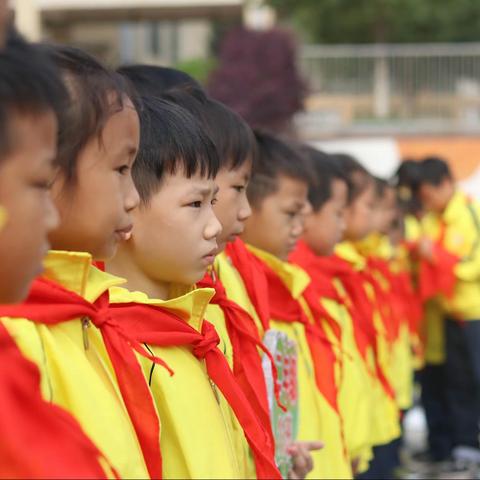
[
  {"xmin": 242, "ymin": 174, "xmax": 309, "ymax": 260},
  {"xmin": 127, "ymin": 169, "xmax": 221, "ymax": 288},
  {"xmin": 377, "ymin": 187, "xmax": 397, "ymax": 235},
  {"xmin": 0, "ymin": 111, "xmax": 59, "ymax": 302},
  {"xmin": 303, "ymin": 179, "xmax": 347, "ymax": 256},
  {"xmin": 50, "ymin": 99, "xmax": 140, "ymax": 260},
  {"xmin": 419, "ymin": 178, "xmax": 454, "ymax": 214},
  {"xmin": 212, "ymin": 159, "xmax": 252, "ymax": 252},
  {"xmin": 344, "ymin": 182, "xmax": 375, "ymax": 242}
]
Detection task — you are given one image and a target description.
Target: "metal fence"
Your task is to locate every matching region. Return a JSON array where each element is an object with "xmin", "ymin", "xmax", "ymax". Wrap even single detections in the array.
[{"xmin": 297, "ymin": 43, "xmax": 480, "ymax": 137}]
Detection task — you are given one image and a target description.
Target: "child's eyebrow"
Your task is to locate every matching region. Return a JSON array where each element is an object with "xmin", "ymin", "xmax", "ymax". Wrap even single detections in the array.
[
  {"xmin": 124, "ymin": 144, "xmax": 138, "ymax": 157},
  {"xmin": 190, "ymin": 185, "xmax": 217, "ymax": 197}
]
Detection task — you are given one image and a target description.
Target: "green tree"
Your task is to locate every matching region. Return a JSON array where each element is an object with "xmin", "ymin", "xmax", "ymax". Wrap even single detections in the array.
[{"xmin": 267, "ymin": 0, "xmax": 480, "ymax": 43}]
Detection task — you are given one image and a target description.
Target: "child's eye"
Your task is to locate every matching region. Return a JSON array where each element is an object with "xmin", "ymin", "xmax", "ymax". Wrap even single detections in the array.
[
  {"xmin": 188, "ymin": 201, "xmax": 202, "ymax": 208},
  {"xmin": 33, "ymin": 179, "xmax": 52, "ymax": 191},
  {"xmin": 116, "ymin": 165, "xmax": 130, "ymax": 175},
  {"xmin": 233, "ymin": 185, "xmax": 245, "ymax": 193}
]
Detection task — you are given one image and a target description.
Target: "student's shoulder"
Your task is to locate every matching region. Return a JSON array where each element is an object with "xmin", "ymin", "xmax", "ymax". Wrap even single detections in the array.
[
  {"xmin": 448, "ymin": 193, "xmax": 480, "ymax": 229},
  {"xmin": 0, "ymin": 317, "xmax": 50, "ymax": 381}
]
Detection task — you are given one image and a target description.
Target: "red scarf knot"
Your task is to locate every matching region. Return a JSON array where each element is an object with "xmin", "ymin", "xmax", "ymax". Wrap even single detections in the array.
[
  {"xmin": 0, "ymin": 277, "xmax": 167, "ymax": 479},
  {"xmin": 194, "ymin": 321, "xmax": 220, "ymax": 359}
]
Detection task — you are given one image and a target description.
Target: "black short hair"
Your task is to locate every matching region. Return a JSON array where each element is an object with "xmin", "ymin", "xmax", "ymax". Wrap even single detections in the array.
[
  {"xmin": 302, "ymin": 146, "xmax": 349, "ymax": 212},
  {"xmin": 162, "ymin": 87, "xmax": 256, "ymax": 170},
  {"xmin": 330, "ymin": 153, "xmax": 373, "ymax": 205},
  {"xmin": 0, "ymin": 42, "xmax": 67, "ymax": 160},
  {"xmin": 393, "ymin": 159, "xmax": 423, "ymax": 214},
  {"xmin": 117, "ymin": 64, "xmax": 201, "ymax": 96},
  {"xmin": 118, "ymin": 65, "xmax": 255, "ymax": 171},
  {"xmin": 5, "ymin": 25, "xmax": 26, "ymax": 49},
  {"xmin": 419, "ymin": 156, "xmax": 453, "ymax": 186},
  {"xmin": 133, "ymin": 96, "xmax": 220, "ymax": 204},
  {"xmin": 40, "ymin": 44, "xmax": 138, "ymax": 182},
  {"xmin": 247, "ymin": 130, "xmax": 311, "ymax": 208},
  {"xmin": 373, "ymin": 176, "xmax": 389, "ymax": 199}
]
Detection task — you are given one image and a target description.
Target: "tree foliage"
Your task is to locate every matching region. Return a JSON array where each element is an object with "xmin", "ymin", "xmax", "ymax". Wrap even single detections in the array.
[
  {"xmin": 207, "ymin": 27, "xmax": 306, "ymax": 133},
  {"xmin": 267, "ymin": 0, "xmax": 480, "ymax": 43}
]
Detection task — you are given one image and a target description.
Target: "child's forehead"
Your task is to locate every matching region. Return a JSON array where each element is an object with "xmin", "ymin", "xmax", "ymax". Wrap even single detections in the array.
[
  {"xmin": 276, "ymin": 173, "xmax": 309, "ymax": 191},
  {"xmin": 220, "ymin": 161, "xmax": 252, "ymax": 179},
  {"xmin": 4, "ymin": 109, "xmax": 57, "ymax": 150},
  {"xmin": 162, "ymin": 169, "xmax": 217, "ymax": 191}
]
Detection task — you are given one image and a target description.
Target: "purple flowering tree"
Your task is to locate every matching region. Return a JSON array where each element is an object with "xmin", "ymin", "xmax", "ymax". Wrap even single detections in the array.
[{"xmin": 208, "ymin": 27, "xmax": 307, "ymax": 133}]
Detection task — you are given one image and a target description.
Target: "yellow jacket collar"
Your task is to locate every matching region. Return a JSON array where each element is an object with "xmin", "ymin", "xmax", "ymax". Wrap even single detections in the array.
[
  {"xmin": 109, "ymin": 285, "xmax": 215, "ymax": 333},
  {"xmin": 443, "ymin": 190, "xmax": 468, "ymax": 224},
  {"xmin": 246, "ymin": 244, "xmax": 310, "ymax": 300},
  {"xmin": 335, "ymin": 241, "xmax": 366, "ymax": 270},
  {"xmin": 42, "ymin": 250, "xmax": 126, "ymax": 302},
  {"xmin": 355, "ymin": 232, "xmax": 382, "ymax": 257},
  {"xmin": 356, "ymin": 233, "xmax": 393, "ymax": 260},
  {"xmin": 212, "ymin": 251, "xmax": 231, "ymax": 278}
]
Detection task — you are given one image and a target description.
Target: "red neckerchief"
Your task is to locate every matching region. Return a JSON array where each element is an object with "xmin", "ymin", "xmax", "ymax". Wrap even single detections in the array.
[
  {"xmin": 290, "ymin": 241, "xmax": 345, "ymax": 341},
  {"xmin": 364, "ymin": 257, "xmax": 398, "ymax": 344},
  {"xmin": 198, "ymin": 271, "xmax": 284, "ymax": 450},
  {"xmin": 227, "ymin": 240, "xmax": 341, "ymax": 412},
  {"xmin": 394, "ymin": 255, "xmax": 423, "ymax": 336},
  {"xmin": 0, "ymin": 322, "xmax": 116, "ymax": 479},
  {"xmin": 225, "ymin": 238, "xmax": 270, "ymax": 331},
  {"xmin": 0, "ymin": 277, "xmax": 170, "ymax": 479},
  {"xmin": 107, "ymin": 301, "xmax": 282, "ymax": 480},
  {"xmin": 259, "ymin": 259, "xmax": 340, "ymax": 412},
  {"xmin": 418, "ymin": 220, "xmax": 458, "ymax": 301},
  {"xmin": 255, "ymin": 257, "xmax": 349, "ymax": 460},
  {"xmin": 314, "ymin": 254, "xmax": 396, "ymax": 400}
]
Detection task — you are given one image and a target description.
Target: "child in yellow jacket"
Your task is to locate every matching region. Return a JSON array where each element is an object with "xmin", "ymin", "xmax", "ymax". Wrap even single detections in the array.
[
  {"xmin": 417, "ymin": 156, "xmax": 480, "ymax": 465},
  {"xmin": 357, "ymin": 179, "xmax": 414, "ymax": 412},
  {"xmin": 0, "ymin": 41, "xmax": 119, "ymax": 478},
  {"xmin": 162, "ymin": 84, "xmax": 321, "ymax": 479},
  {"xmin": 0, "ymin": 46, "xmax": 152, "ymax": 478},
  {"xmin": 330, "ymin": 155, "xmax": 401, "ymax": 479},
  {"xmin": 290, "ymin": 147, "xmax": 374, "ymax": 474},
  {"xmin": 241, "ymin": 132, "xmax": 352, "ymax": 480},
  {"xmin": 106, "ymin": 91, "xmax": 281, "ymax": 479}
]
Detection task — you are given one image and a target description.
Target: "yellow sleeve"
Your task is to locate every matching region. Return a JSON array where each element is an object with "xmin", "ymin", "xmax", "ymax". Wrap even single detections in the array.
[{"xmin": 453, "ymin": 202, "xmax": 480, "ymax": 282}]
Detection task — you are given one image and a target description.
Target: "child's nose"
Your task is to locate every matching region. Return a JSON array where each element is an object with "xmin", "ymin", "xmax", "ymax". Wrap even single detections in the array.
[
  {"xmin": 46, "ymin": 197, "xmax": 60, "ymax": 232},
  {"xmin": 238, "ymin": 198, "xmax": 252, "ymax": 221},
  {"xmin": 205, "ymin": 212, "xmax": 223, "ymax": 240},
  {"xmin": 292, "ymin": 218, "xmax": 305, "ymax": 238},
  {"xmin": 302, "ymin": 201, "xmax": 313, "ymax": 217},
  {"xmin": 125, "ymin": 178, "xmax": 140, "ymax": 212}
]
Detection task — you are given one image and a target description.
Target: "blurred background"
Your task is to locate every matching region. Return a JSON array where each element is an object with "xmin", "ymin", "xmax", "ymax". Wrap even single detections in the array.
[{"xmin": 11, "ymin": 0, "xmax": 480, "ymax": 193}]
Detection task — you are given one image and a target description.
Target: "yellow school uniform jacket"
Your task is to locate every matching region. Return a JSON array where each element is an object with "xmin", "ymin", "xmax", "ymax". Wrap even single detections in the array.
[
  {"xmin": 357, "ymin": 234, "xmax": 414, "ymax": 410},
  {"xmin": 109, "ymin": 285, "xmax": 245, "ymax": 480},
  {"xmin": 320, "ymin": 287, "xmax": 374, "ymax": 472},
  {"xmin": 335, "ymin": 242, "xmax": 401, "ymax": 447},
  {"xmin": 422, "ymin": 190, "xmax": 480, "ymax": 321},
  {"xmin": 389, "ymin": 243, "xmax": 416, "ymax": 404},
  {"xmin": 205, "ymin": 254, "xmax": 262, "ymax": 478},
  {"xmin": 248, "ymin": 245, "xmax": 353, "ymax": 480},
  {"xmin": 214, "ymin": 251, "xmax": 266, "ymax": 336},
  {"xmin": 0, "ymin": 251, "xmax": 149, "ymax": 478},
  {"xmin": 205, "ymin": 304, "xmax": 257, "ymax": 480},
  {"xmin": 405, "ymin": 214, "xmax": 422, "ymax": 243}
]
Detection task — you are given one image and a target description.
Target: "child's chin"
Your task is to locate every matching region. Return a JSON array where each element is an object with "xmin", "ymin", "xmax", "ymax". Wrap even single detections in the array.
[{"xmin": 98, "ymin": 240, "xmax": 118, "ymax": 262}]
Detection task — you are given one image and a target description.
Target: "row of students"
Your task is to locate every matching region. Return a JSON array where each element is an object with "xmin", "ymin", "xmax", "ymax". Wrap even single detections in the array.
[
  {"xmin": 0, "ymin": 30, "xmax": 421, "ymax": 480},
  {"xmin": 398, "ymin": 157, "xmax": 480, "ymax": 473}
]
